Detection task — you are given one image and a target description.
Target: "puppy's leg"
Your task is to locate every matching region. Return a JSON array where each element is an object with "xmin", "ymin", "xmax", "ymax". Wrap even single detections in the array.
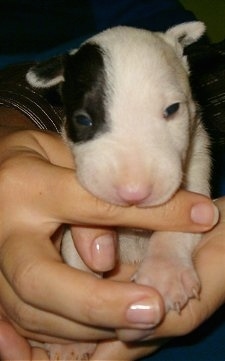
[
  {"xmin": 134, "ymin": 122, "xmax": 210, "ymax": 312},
  {"xmin": 45, "ymin": 342, "xmax": 96, "ymax": 361},
  {"xmin": 133, "ymin": 231, "xmax": 201, "ymax": 312}
]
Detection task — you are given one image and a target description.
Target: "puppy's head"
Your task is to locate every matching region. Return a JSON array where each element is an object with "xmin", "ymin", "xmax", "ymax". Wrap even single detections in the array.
[{"xmin": 27, "ymin": 22, "xmax": 205, "ymax": 206}]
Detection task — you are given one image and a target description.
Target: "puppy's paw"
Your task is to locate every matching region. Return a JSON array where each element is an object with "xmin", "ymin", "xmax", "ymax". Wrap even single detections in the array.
[
  {"xmin": 133, "ymin": 256, "xmax": 200, "ymax": 312},
  {"xmin": 45, "ymin": 342, "xmax": 96, "ymax": 361}
]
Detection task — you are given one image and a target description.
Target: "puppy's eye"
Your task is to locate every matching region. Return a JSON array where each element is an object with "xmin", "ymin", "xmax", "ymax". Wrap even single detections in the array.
[
  {"xmin": 73, "ymin": 113, "xmax": 93, "ymax": 127},
  {"xmin": 163, "ymin": 103, "xmax": 180, "ymax": 119}
]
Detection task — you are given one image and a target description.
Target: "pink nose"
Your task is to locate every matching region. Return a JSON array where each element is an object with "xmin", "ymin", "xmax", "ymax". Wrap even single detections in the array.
[{"xmin": 117, "ymin": 184, "xmax": 151, "ymax": 204}]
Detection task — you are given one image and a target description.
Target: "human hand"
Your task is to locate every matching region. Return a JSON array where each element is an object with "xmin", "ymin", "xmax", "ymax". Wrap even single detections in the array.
[
  {"xmin": 0, "ymin": 128, "xmax": 163, "ymax": 345},
  {"xmin": 1, "ymin": 193, "xmax": 223, "ymax": 361},
  {"xmin": 89, "ymin": 197, "xmax": 225, "ymax": 360},
  {"xmin": 0, "ymin": 121, "xmax": 218, "ymax": 357}
]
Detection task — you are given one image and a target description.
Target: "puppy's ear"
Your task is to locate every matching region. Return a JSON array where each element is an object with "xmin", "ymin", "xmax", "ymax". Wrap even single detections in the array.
[
  {"xmin": 166, "ymin": 21, "xmax": 206, "ymax": 47},
  {"xmin": 164, "ymin": 21, "xmax": 205, "ymax": 71},
  {"xmin": 26, "ymin": 56, "xmax": 65, "ymax": 88}
]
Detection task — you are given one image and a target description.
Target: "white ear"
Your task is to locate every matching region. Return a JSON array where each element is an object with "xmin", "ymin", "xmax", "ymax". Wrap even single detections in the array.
[
  {"xmin": 166, "ymin": 21, "xmax": 206, "ymax": 47},
  {"xmin": 26, "ymin": 56, "xmax": 64, "ymax": 88}
]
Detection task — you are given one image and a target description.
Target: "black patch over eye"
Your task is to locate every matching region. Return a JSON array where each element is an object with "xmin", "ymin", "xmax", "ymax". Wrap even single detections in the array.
[
  {"xmin": 163, "ymin": 103, "xmax": 180, "ymax": 119},
  {"xmin": 62, "ymin": 43, "xmax": 107, "ymax": 143},
  {"xmin": 73, "ymin": 113, "xmax": 93, "ymax": 127}
]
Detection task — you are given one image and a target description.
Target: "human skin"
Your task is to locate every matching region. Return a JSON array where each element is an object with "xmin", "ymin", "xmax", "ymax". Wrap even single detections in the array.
[
  {"xmin": 0, "ymin": 200, "xmax": 224, "ymax": 361},
  {"xmin": 0, "ymin": 107, "xmax": 219, "ymax": 360},
  {"xmin": 91, "ymin": 196, "xmax": 225, "ymax": 359}
]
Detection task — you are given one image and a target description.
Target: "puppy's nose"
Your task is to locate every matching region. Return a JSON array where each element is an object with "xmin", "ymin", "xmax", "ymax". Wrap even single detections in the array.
[{"xmin": 117, "ymin": 183, "xmax": 151, "ymax": 205}]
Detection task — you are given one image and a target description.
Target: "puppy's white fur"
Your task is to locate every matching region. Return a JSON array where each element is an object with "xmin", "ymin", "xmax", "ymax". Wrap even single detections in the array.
[{"xmin": 62, "ymin": 23, "xmax": 210, "ymax": 304}]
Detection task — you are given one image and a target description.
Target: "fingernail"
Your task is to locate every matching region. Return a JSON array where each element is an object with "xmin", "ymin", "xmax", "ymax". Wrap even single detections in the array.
[
  {"xmin": 191, "ymin": 203, "xmax": 219, "ymax": 226},
  {"xmin": 92, "ymin": 234, "xmax": 116, "ymax": 272},
  {"xmin": 126, "ymin": 299, "xmax": 161, "ymax": 327}
]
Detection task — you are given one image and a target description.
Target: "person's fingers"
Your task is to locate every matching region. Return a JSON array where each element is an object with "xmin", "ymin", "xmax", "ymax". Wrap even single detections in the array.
[
  {"xmin": 0, "ymin": 233, "xmax": 164, "ymax": 334},
  {"xmin": 0, "ymin": 272, "xmax": 115, "ymax": 342},
  {"xmin": 0, "ymin": 320, "xmax": 49, "ymax": 360},
  {"xmin": 71, "ymin": 226, "xmax": 117, "ymax": 272},
  {"xmin": 91, "ymin": 339, "xmax": 166, "ymax": 361},
  {"xmin": 0, "ymin": 320, "xmax": 159, "ymax": 361}
]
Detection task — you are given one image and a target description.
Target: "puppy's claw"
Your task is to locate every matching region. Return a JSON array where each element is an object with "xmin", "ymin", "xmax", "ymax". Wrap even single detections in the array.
[
  {"xmin": 174, "ymin": 302, "xmax": 181, "ymax": 314},
  {"xmin": 192, "ymin": 287, "xmax": 200, "ymax": 300}
]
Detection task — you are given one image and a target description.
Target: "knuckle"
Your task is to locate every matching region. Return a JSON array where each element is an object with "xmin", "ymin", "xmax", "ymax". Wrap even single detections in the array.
[
  {"xmin": 84, "ymin": 279, "xmax": 109, "ymax": 325},
  {"xmin": 11, "ymin": 300, "xmax": 30, "ymax": 329},
  {"xmin": 0, "ymin": 163, "xmax": 13, "ymax": 197},
  {"xmin": 0, "ymin": 159, "xmax": 23, "ymax": 203},
  {"xmin": 11, "ymin": 258, "xmax": 39, "ymax": 305},
  {"xmin": 12, "ymin": 300, "xmax": 39, "ymax": 333},
  {"xmin": 94, "ymin": 198, "xmax": 120, "ymax": 224}
]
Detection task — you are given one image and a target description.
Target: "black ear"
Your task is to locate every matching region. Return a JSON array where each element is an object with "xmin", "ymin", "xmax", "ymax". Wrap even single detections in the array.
[{"xmin": 26, "ymin": 56, "xmax": 65, "ymax": 88}]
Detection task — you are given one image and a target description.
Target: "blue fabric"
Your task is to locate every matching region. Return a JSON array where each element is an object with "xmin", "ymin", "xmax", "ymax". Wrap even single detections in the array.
[
  {"xmin": 141, "ymin": 305, "xmax": 225, "ymax": 360},
  {"xmin": 90, "ymin": 0, "xmax": 194, "ymax": 31},
  {"xmin": 0, "ymin": 0, "xmax": 195, "ymax": 68}
]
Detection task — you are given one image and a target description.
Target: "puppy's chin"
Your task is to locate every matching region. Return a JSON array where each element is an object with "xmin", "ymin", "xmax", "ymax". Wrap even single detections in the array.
[{"xmin": 81, "ymin": 182, "xmax": 179, "ymax": 209}]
